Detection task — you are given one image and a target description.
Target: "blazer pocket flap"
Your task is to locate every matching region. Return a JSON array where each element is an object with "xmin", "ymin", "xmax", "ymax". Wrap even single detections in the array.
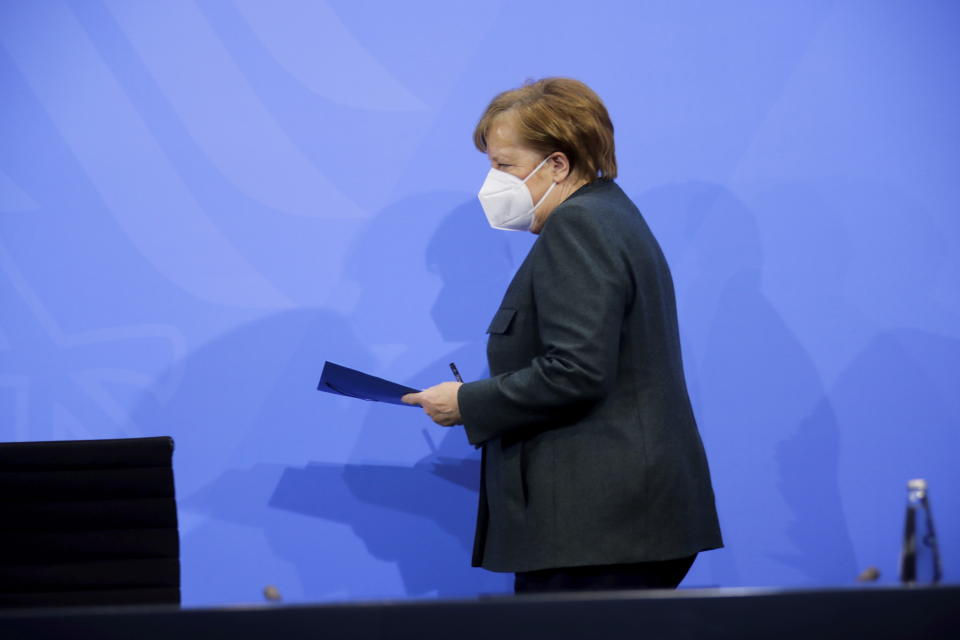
[{"xmin": 486, "ymin": 308, "xmax": 517, "ymax": 335}]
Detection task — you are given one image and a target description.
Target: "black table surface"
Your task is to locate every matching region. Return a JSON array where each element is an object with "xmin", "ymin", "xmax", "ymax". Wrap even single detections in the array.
[{"xmin": 0, "ymin": 584, "xmax": 957, "ymax": 640}]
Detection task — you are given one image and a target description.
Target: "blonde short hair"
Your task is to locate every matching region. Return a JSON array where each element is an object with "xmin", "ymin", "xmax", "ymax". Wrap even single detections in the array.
[{"xmin": 473, "ymin": 78, "xmax": 617, "ymax": 182}]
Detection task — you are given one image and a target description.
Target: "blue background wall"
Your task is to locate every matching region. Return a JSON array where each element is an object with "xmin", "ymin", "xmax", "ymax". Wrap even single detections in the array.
[{"xmin": 1, "ymin": 0, "xmax": 958, "ymax": 606}]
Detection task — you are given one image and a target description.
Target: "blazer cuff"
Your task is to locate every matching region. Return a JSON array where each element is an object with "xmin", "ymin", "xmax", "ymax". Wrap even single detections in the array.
[{"xmin": 458, "ymin": 378, "xmax": 502, "ymax": 446}]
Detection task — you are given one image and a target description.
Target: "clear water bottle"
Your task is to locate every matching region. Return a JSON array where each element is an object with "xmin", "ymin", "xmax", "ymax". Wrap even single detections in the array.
[{"xmin": 898, "ymin": 478, "xmax": 942, "ymax": 585}]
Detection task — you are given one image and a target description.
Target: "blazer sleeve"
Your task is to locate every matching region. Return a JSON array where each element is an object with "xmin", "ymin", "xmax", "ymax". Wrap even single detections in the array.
[{"xmin": 459, "ymin": 202, "xmax": 629, "ymax": 445}]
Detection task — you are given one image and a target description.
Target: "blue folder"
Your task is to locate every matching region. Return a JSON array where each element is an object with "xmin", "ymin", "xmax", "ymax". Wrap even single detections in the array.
[{"xmin": 317, "ymin": 361, "xmax": 420, "ymax": 406}]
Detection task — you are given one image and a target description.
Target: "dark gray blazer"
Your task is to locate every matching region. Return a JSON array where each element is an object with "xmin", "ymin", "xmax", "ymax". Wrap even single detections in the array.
[{"xmin": 458, "ymin": 179, "xmax": 723, "ymax": 573}]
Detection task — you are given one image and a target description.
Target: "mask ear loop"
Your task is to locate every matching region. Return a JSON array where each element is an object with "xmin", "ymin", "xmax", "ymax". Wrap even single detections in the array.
[
  {"xmin": 521, "ymin": 154, "xmax": 554, "ymax": 185},
  {"xmin": 530, "ymin": 181, "xmax": 557, "ymax": 215},
  {"xmin": 526, "ymin": 154, "xmax": 559, "ymax": 222}
]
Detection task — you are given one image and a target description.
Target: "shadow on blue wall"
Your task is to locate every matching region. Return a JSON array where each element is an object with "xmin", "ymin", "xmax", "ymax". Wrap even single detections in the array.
[
  {"xmin": 638, "ymin": 182, "xmax": 858, "ymax": 586},
  {"xmin": 132, "ymin": 193, "xmax": 515, "ymax": 601},
  {"xmin": 741, "ymin": 176, "xmax": 960, "ymax": 583},
  {"xmin": 269, "ymin": 458, "xmax": 483, "ymax": 597},
  {"xmin": 122, "ymin": 178, "xmax": 960, "ymax": 599},
  {"xmin": 815, "ymin": 328, "xmax": 960, "ymax": 581}
]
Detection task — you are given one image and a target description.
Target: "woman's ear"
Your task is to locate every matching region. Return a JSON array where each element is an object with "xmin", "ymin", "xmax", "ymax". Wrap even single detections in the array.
[{"xmin": 549, "ymin": 152, "xmax": 571, "ymax": 182}]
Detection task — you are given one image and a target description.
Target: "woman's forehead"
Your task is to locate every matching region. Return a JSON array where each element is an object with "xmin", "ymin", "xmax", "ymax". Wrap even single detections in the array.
[
  {"xmin": 486, "ymin": 121, "xmax": 518, "ymax": 148},
  {"xmin": 486, "ymin": 115, "xmax": 533, "ymax": 160}
]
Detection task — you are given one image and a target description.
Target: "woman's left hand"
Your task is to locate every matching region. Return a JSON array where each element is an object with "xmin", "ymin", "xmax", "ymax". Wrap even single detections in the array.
[{"xmin": 402, "ymin": 382, "xmax": 463, "ymax": 426}]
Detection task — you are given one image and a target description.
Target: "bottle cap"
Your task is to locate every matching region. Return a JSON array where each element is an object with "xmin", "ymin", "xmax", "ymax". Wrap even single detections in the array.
[{"xmin": 907, "ymin": 478, "xmax": 927, "ymax": 490}]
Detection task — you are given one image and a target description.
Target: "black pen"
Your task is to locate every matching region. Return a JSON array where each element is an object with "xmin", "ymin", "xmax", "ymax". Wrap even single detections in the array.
[{"xmin": 449, "ymin": 362, "xmax": 464, "ymax": 383}]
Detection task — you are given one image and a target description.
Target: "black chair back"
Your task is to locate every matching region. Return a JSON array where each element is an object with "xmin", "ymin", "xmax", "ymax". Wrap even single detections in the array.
[{"xmin": 0, "ymin": 436, "xmax": 180, "ymax": 608}]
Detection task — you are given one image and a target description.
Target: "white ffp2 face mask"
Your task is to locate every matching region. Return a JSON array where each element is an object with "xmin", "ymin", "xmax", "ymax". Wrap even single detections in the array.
[{"xmin": 477, "ymin": 156, "xmax": 557, "ymax": 231}]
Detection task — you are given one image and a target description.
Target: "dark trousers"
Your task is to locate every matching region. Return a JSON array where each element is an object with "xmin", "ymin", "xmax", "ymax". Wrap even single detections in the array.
[{"xmin": 514, "ymin": 554, "xmax": 697, "ymax": 594}]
